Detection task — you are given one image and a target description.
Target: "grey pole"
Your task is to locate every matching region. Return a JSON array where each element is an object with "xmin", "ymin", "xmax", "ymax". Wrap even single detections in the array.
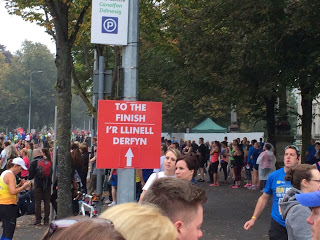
[
  {"xmin": 28, "ymin": 71, "xmax": 43, "ymax": 133},
  {"xmin": 96, "ymin": 56, "xmax": 105, "ymax": 198},
  {"xmin": 117, "ymin": 0, "xmax": 139, "ymax": 204},
  {"xmin": 91, "ymin": 50, "xmax": 98, "ymax": 139},
  {"xmin": 50, "ymin": 106, "xmax": 58, "ymax": 221}
]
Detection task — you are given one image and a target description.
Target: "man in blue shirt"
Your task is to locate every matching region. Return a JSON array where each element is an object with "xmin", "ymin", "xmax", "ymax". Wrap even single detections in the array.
[
  {"xmin": 306, "ymin": 139, "xmax": 316, "ymax": 164},
  {"xmin": 244, "ymin": 145, "xmax": 300, "ymax": 240},
  {"xmin": 171, "ymin": 137, "xmax": 178, "ymax": 143},
  {"xmin": 246, "ymin": 140, "xmax": 257, "ymax": 188}
]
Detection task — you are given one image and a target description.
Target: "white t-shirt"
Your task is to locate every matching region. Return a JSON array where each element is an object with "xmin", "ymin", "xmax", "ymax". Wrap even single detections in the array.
[
  {"xmin": 142, "ymin": 172, "xmax": 175, "ymax": 191},
  {"xmin": 153, "ymin": 155, "xmax": 166, "ymax": 173},
  {"xmin": 1, "ymin": 149, "xmax": 7, "ymax": 169}
]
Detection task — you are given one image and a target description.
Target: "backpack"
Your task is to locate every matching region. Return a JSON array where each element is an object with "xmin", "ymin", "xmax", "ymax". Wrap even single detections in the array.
[
  {"xmin": 36, "ymin": 158, "xmax": 52, "ymax": 179},
  {"xmin": 18, "ymin": 190, "xmax": 35, "ymax": 216}
]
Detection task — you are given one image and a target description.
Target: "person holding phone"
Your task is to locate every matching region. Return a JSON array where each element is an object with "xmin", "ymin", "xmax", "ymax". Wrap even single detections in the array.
[{"xmin": 0, "ymin": 157, "xmax": 30, "ymax": 240}]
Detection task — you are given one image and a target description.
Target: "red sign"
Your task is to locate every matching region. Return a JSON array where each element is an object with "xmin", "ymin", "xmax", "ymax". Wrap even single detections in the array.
[
  {"xmin": 16, "ymin": 128, "xmax": 24, "ymax": 134},
  {"xmin": 97, "ymin": 100, "xmax": 162, "ymax": 169}
]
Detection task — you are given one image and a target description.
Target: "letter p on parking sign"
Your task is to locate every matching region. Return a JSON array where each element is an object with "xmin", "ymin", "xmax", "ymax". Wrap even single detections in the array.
[{"xmin": 102, "ymin": 17, "xmax": 118, "ymax": 34}]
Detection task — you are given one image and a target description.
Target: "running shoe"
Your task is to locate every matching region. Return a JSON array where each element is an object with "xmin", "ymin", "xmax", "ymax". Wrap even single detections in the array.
[
  {"xmin": 108, "ymin": 201, "xmax": 117, "ymax": 206},
  {"xmin": 249, "ymin": 185, "xmax": 259, "ymax": 190},
  {"xmin": 244, "ymin": 184, "xmax": 252, "ymax": 188},
  {"xmin": 232, "ymin": 185, "xmax": 240, "ymax": 189},
  {"xmin": 210, "ymin": 183, "xmax": 219, "ymax": 186}
]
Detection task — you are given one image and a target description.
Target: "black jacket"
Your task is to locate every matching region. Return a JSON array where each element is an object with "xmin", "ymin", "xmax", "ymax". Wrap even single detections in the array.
[{"xmin": 28, "ymin": 156, "xmax": 52, "ymax": 189}]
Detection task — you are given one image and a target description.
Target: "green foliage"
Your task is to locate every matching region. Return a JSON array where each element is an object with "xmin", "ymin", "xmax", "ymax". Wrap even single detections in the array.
[
  {"xmin": 0, "ymin": 41, "xmax": 57, "ymax": 130},
  {"xmin": 138, "ymin": 0, "xmax": 320, "ymax": 143},
  {"xmin": 71, "ymin": 94, "xmax": 91, "ymax": 129}
]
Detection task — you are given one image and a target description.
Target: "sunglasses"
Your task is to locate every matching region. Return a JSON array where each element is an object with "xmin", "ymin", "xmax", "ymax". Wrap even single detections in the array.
[
  {"xmin": 284, "ymin": 145, "xmax": 300, "ymax": 155},
  {"xmin": 49, "ymin": 218, "xmax": 114, "ymax": 236}
]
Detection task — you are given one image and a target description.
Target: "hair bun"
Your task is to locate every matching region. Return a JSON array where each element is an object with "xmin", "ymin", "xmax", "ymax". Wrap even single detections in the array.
[{"xmin": 284, "ymin": 173, "xmax": 293, "ymax": 182}]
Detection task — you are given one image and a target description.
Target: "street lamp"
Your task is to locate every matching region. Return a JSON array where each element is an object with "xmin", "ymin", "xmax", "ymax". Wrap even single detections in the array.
[{"xmin": 28, "ymin": 71, "xmax": 43, "ymax": 133}]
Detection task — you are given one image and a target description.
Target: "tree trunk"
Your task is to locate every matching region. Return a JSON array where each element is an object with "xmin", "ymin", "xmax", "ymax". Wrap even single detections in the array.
[
  {"xmin": 56, "ymin": 44, "xmax": 73, "ymax": 219},
  {"xmin": 300, "ymin": 86, "xmax": 313, "ymax": 164},
  {"xmin": 50, "ymin": 1, "xmax": 73, "ymax": 219},
  {"xmin": 45, "ymin": 0, "xmax": 90, "ymax": 219},
  {"xmin": 265, "ymin": 96, "xmax": 277, "ymax": 151}
]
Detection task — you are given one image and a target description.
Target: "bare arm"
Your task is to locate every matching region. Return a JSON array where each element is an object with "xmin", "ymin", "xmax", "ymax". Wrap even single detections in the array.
[
  {"xmin": 137, "ymin": 169, "xmax": 145, "ymax": 187},
  {"xmin": 108, "ymin": 168, "xmax": 115, "ymax": 181},
  {"xmin": 210, "ymin": 148, "xmax": 218, "ymax": 155},
  {"xmin": 89, "ymin": 156, "xmax": 96, "ymax": 163},
  {"xmin": 139, "ymin": 190, "xmax": 146, "ymax": 202},
  {"xmin": 6, "ymin": 173, "xmax": 30, "ymax": 195},
  {"xmin": 244, "ymin": 193, "xmax": 271, "ymax": 230}
]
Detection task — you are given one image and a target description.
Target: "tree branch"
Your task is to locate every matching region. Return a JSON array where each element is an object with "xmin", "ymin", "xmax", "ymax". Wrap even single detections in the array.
[
  {"xmin": 83, "ymin": 45, "xmax": 93, "ymax": 80},
  {"xmin": 43, "ymin": 8, "xmax": 56, "ymax": 40},
  {"xmin": 71, "ymin": 60, "xmax": 97, "ymax": 118},
  {"xmin": 69, "ymin": 1, "xmax": 91, "ymax": 45}
]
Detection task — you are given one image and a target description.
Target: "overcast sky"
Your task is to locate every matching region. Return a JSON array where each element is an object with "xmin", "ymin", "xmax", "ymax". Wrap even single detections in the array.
[{"xmin": 0, "ymin": 2, "xmax": 56, "ymax": 54}]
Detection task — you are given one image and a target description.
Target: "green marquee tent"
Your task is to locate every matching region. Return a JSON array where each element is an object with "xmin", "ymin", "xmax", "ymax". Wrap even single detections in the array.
[{"xmin": 191, "ymin": 118, "xmax": 227, "ymax": 133}]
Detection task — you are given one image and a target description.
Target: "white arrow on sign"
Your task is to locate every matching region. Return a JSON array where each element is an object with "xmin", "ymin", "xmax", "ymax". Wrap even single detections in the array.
[{"xmin": 125, "ymin": 148, "xmax": 134, "ymax": 167}]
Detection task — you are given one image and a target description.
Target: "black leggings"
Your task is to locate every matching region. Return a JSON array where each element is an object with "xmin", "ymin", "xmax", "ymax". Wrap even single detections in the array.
[
  {"xmin": 220, "ymin": 162, "xmax": 228, "ymax": 180},
  {"xmin": 208, "ymin": 161, "xmax": 219, "ymax": 183},
  {"xmin": 0, "ymin": 204, "xmax": 18, "ymax": 239}
]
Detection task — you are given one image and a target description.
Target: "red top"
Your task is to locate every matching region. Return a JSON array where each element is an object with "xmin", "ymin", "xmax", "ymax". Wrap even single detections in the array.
[
  {"xmin": 21, "ymin": 157, "xmax": 30, "ymax": 177},
  {"xmin": 211, "ymin": 152, "xmax": 219, "ymax": 163}
]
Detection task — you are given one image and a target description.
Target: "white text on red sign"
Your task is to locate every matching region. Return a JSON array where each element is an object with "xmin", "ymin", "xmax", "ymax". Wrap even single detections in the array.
[{"xmin": 105, "ymin": 102, "xmax": 154, "ymax": 145}]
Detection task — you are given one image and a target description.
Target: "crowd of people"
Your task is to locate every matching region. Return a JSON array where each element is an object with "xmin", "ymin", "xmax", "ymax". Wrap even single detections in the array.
[
  {"xmin": 159, "ymin": 136, "xmax": 320, "ymax": 240},
  {"xmin": 162, "ymin": 136, "xmax": 276, "ymax": 191},
  {"xmin": 1, "ymin": 130, "xmax": 320, "ymax": 240}
]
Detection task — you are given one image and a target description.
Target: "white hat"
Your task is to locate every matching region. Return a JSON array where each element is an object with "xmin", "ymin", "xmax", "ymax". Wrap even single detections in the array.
[{"xmin": 12, "ymin": 157, "xmax": 28, "ymax": 170}]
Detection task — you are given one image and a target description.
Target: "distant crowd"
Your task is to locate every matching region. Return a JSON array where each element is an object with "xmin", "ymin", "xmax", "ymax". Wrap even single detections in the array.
[{"xmin": 161, "ymin": 136, "xmax": 273, "ymax": 190}]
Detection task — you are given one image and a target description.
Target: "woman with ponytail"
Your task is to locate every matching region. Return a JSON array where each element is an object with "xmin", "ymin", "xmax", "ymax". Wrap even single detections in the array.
[{"xmin": 280, "ymin": 164, "xmax": 320, "ymax": 240}]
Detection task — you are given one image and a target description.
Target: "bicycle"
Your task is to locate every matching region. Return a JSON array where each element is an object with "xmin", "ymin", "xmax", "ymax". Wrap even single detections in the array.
[{"xmin": 75, "ymin": 192, "xmax": 98, "ymax": 218}]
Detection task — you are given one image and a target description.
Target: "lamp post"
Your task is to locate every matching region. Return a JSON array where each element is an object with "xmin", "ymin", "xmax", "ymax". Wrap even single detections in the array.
[{"xmin": 28, "ymin": 71, "xmax": 43, "ymax": 133}]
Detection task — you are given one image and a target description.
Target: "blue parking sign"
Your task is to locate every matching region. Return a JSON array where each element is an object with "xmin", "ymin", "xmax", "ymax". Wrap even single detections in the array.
[{"xmin": 102, "ymin": 17, "xmax": 118, "ymax": 34}]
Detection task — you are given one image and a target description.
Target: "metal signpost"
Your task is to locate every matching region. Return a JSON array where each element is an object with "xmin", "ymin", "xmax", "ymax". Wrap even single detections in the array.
[{"xmin": 92, "ymin": 1, "xmax": 152, "ymax": 204}]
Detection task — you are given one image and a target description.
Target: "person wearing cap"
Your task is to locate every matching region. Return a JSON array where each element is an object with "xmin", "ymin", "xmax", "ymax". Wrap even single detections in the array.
[
  {"xmin": 296, "ymin": 189, "xmax": 320, "ymax": 240},
  {"xmin": 0, "ymin": 157, "xmax": 31, "ymax": 240},
  {"xmin": 244, "ymin": 145, "xmax": 301, "ymax": 240}
]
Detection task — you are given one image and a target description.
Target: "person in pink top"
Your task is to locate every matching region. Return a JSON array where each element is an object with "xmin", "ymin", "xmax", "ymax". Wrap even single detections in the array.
[
  {"xmin": 209, "ymin": 141, "xmax": 221, "ymax": 186},
  {"xmin": 20, "ymin": 149, "xmax": 30, "ymax": 179}
]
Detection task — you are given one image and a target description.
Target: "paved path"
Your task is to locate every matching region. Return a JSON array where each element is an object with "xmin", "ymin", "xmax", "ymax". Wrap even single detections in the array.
[
  {"xmin": 198, "ymin": 176, "xmax": 271, "ymax": 240},
  {"xmin": 7, "ymin": 175, "xmax": 272, "ymax": 240}
]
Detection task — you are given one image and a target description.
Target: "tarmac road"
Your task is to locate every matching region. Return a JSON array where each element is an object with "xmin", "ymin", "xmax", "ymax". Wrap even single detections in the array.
[
  {"xmin": 199, "ymin": 177, "xmax": 272, "ymax": 240},
  {"xmin": 9, "ymin": 175, "xmax": 272, "ymax": 240}
]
